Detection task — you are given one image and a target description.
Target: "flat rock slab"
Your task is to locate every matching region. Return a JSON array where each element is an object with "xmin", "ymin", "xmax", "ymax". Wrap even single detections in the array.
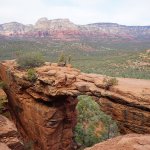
[{"xmin": 85, "ymin": 134, "xmax": 150, "ymax": 150}]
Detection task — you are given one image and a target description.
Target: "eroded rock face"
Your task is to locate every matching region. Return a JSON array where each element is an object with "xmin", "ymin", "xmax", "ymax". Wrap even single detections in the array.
[
  {"xmin": 0, "ymin": 115, "xmax": 23, "ymax": 149},
  {"xmin": 0, "ymin": 18, "xmax": 150, "ymax": 41},
  {"xmin": 2, "ymin": 90, "xmax": 77, "ymax": 149},
  {"xmin": 84, "ymin": 134, "xmax": 150, "ymax": 150},
  {"xmin": 0, "ymin": 142, "xmax": 11, "ymax": 150},
  {"xmin": 0, "ymin": 60, "xmax": 150, "ymax": 149},
  {"xmin": 0, "ymin": 89, "xmax": 6, "ymax": 97}
]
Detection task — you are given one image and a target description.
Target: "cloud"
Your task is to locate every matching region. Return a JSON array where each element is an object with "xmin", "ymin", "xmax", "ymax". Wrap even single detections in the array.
[{"xmin": 0, "ymin": 0, "xmax": 150, "ymax": 25}]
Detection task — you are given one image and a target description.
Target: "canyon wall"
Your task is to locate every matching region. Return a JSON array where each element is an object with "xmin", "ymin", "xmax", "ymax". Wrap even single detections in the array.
[{"xmin": 0, "ymin": 60, "xmax": 150, "ymax": 149}]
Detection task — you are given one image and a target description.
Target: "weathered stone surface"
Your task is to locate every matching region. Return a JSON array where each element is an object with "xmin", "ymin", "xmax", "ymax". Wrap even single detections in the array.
[
  {"xmin": 0, "ymin": 89, "xmax": 6, "ymax": 98},
  {"xmin": 0, "ymin": 115, "xmax": 23, "ymax": 149},
  {"xmin": 97, "ymin": 97, "xmax": 150, "ymax": 134},
  {"xmin": 5, "ymin": 93, "xmax": 77, "ymax": 150},
  {"xmin": 0, "ymin": 142, "xmax": 11, "ymax": 150},
  {"xmin": 84, "ymin": 134, "xmax": 150, "ymax": 150},
  {"xmin": 0, "ymin": 60, "xmax": 150, "ymax": 150}
]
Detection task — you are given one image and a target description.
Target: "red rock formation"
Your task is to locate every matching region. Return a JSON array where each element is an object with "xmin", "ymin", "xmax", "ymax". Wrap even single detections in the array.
[
  {"xmin": 0, "ymin": 142, "xmax": 11, "ymax": 150},
  {"xmin": 0, "ymin": 18, "xmax": 150, "ymax": 41},
  {"xmin": 85, "ymin": 134, "xmax": 150, "ymax": 150},
  {"xmin": 0, "ymin": 89, "xmax": 6, "ymax": 97},
  {"xmin": 0, "ymin": 60, "xmax": 150, "ymax": 150},
  {"xmin": 0, "ymin": 115, "xmax": 23, "ymax": 149}
]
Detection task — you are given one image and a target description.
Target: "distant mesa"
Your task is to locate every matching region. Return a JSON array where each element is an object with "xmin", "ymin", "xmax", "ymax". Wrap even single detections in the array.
[
  {"xmin": 0, "ymin": 17, "xmax": 150, "ymax": 41},
  {"xmin": 36, "ymin": 17, "xmax": 49, "ymax": 22}
]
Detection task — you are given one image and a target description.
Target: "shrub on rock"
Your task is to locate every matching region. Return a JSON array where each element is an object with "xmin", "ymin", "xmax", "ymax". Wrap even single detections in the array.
[
  {"xmin": 103, "ymin": 77, "xmax": 118, "ymax": 90},
  {"xmin": 27, "ymin": 69, "xmax": 37, "ymax": 82},
  {"xmin": 17, "ymin": 52, "xmax": 45, "ymax": 69},
  {"xmin": 0, "ymin": 81, "xmax": 7, "ymax": 89}
]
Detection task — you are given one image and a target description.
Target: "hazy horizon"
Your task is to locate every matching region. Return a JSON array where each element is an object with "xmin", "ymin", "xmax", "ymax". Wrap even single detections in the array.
[{"xmin": 0, "ymin": 0, "xmax": 150, "ymax": 26}]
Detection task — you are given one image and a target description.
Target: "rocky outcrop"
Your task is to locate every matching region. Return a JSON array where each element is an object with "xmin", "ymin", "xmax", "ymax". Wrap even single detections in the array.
[
  {"xmin": 0, "ymin": 61, "xmax": 78, "ymax": 150},
  {"xmin": 0, "ymin": 22, "xmax": 32, "ymax": 36},
  {"xmin": 0, "ymin": 115, "xmax": 23, "ymax": 149},
  {"xmin": 0, "ymin": 142, "xmax": 11, "ymax": 150},
  {"xmin": 85, "ymin": 134, "xmax": 150, "ymax": 150},
  {"xmin": 0, "ymin": 60, "xmax": 150, "ymax": 149},
  {"xmin": 35, "ymin": 18, "xmax": 78, "ymax": 31},
  {"xmin": 0, "ymin": 18, "xmax": 150, "ymax": 41}
]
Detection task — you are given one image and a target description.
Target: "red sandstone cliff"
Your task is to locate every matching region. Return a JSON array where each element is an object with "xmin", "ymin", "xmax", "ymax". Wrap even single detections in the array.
[
  {"xmin": 0, "ymin": 18, "xmax": 150, "ymax": 41},
  {"xmin": 0, "ymin": 60, "xmax": 150, "ymax": 150}
]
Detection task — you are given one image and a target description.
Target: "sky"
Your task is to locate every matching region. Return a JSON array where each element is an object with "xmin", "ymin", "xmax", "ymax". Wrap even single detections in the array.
[{"xmin": 0, "ymin": 0, "xmax": 150, "ymax": 25}]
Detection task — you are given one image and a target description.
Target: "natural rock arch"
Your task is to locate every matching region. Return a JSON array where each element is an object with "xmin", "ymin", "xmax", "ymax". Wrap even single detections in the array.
[{"xmin": 0, "ymin": 60, "xmax": 150, "ymax": 150}]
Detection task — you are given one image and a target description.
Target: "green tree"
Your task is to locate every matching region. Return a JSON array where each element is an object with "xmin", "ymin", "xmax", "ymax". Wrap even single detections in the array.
[{"xmin": 74, "ymin": 95, "xmax": 119, "ymax": 149}]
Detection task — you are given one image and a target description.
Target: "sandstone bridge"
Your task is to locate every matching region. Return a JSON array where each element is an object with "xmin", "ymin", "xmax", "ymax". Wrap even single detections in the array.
[{"xmin": 0, "ymin": 60, "xmax": 150, "ymax": 150}]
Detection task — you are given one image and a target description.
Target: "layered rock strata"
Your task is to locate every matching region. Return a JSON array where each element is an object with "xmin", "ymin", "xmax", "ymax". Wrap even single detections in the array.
[
  {"xmin": 0, "ymin": 18, "xmax": 150, "ymax": 41},
  {"xmin": 0, "ymin": 60, "xmax": 150, "ymax": 149}
]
